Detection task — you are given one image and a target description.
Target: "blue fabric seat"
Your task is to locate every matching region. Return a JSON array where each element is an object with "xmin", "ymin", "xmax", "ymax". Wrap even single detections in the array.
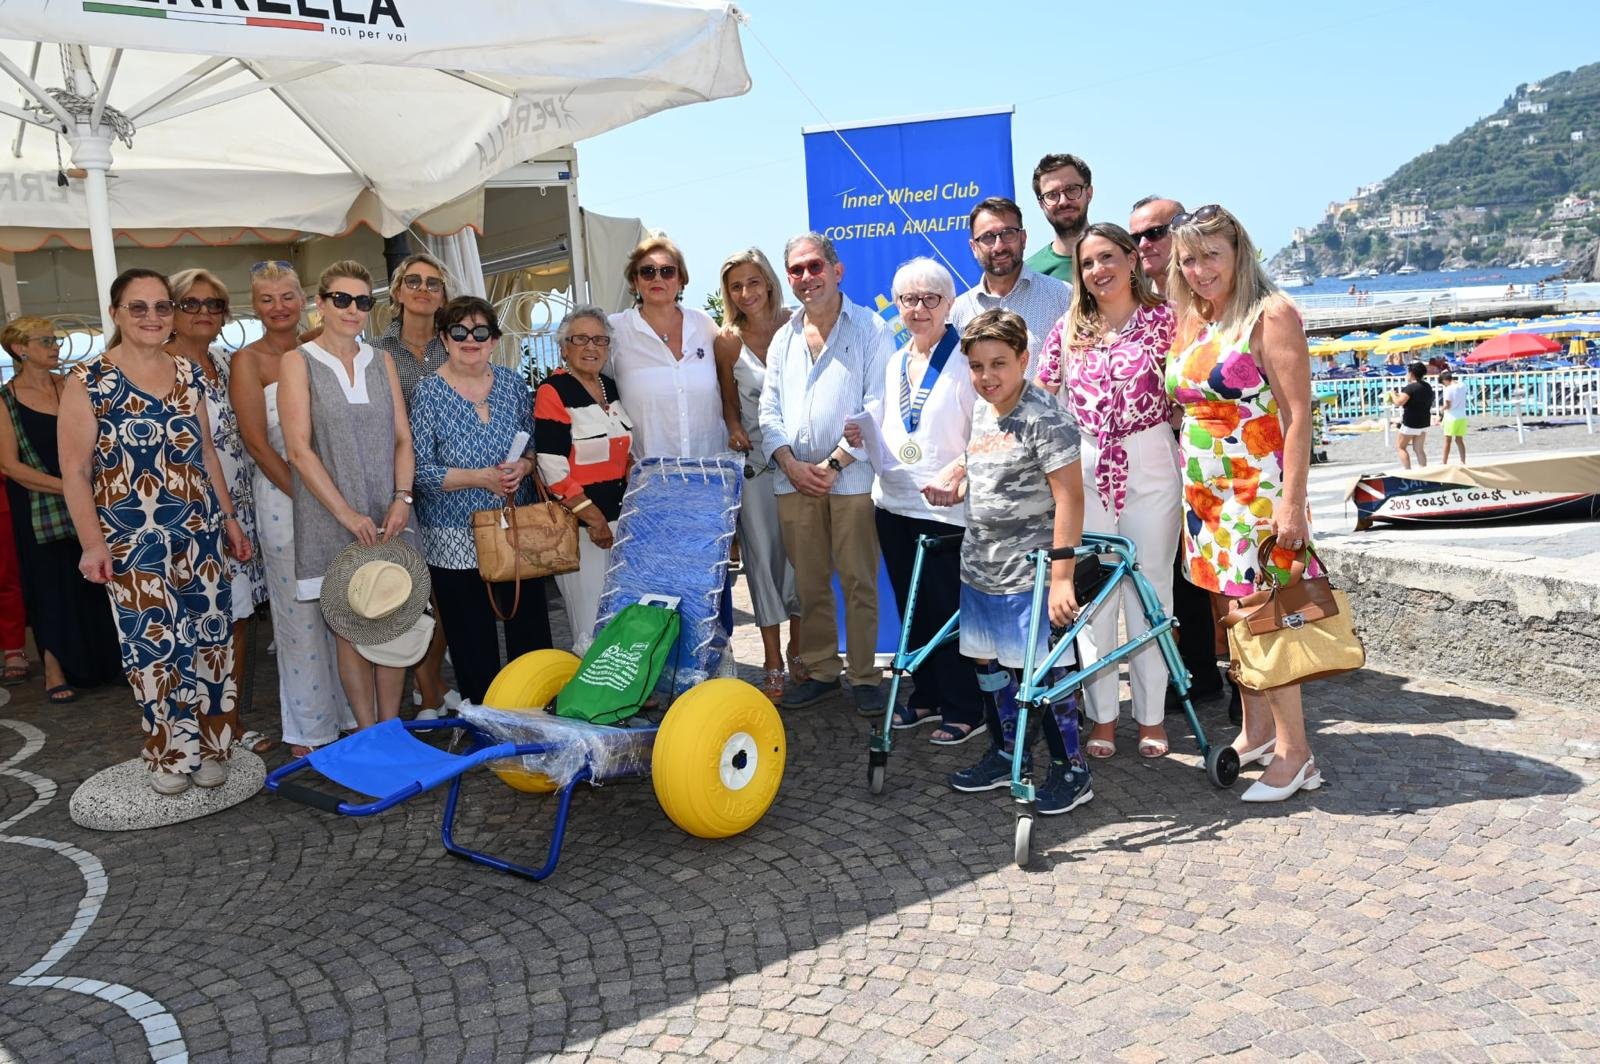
[{"xmin": 308, "ymin": 719, "xmax": 480, "ymax": 799}]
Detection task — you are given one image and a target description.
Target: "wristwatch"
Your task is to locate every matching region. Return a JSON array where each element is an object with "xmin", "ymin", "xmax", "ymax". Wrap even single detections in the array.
[
  {"xmin": 824, "ymin": 456, "xmax": 843, "ymax": 472},
  {"xmin": 394, "ymin": 488, "xmax": 414, "ymax": 505}
]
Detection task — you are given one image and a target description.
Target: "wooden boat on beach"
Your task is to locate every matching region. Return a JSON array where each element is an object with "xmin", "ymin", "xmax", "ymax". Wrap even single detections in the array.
[{"xmin": 1347, "ymin": 452, "xmax": 1600, "ymax": 530}]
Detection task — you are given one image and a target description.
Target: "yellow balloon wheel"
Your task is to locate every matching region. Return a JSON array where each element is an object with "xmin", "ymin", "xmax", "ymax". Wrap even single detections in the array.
[
  {"xmin": 651, "ymin": 678, "xmax": 786, "ymax": 839},
  {"xmin": 482, "ymin": 648, "xmax": 581, "ymax": 794}
]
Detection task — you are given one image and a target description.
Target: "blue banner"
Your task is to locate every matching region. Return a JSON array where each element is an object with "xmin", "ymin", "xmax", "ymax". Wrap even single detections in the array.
[{"xmin": 803, "ymin": 108, "xmax": 1014, "ymax": 344}]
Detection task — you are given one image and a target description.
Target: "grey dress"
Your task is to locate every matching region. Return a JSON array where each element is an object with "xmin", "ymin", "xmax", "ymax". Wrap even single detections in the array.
[
  {"xmin": 734, "ymin": 342, "xmax": 798, "ymax": 628},
  {"xmin": 292, "ymin": 341, "xmax": 412, "ymax": 599}
]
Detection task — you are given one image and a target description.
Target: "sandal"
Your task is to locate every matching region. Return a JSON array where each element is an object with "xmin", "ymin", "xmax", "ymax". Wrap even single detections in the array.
[
  {"xmin": 760, "ymin": 668, "xmax": 785, "ymax": 702},
  {"xmin": 2, "ymin": 652, "xmax": 29, "ymax": 687},
  {"xmin": 786, "ymin": 651, "xmax": 811, "ymax": 684},
  {"xmin": 45, "ymin": 683, "xmax": 77, "ymax": 704},
  {"xmin": 1086, "ymin": 737, "xmax": 1116, "ymax": 760},
  {"xmin": 1138, "ymin": 734, "xmax": 1170, "ymax": 758},
  {"xmin": 289, "ymin": 744, "xmax": 318, "ymax": 759},
  {"xmin": 929, "ymin": 721, "xmax": 985, "ymax": 747},
  {"xmin": 891, "ymin": 703, "xmax": 942, "ymax": 730},
  {"xmin": 238, "ymin": 730, "xmax": 278, "ymax": 754}
]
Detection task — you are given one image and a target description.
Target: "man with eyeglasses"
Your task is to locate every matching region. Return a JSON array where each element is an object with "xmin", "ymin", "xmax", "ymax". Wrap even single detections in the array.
[
  {"xmin": 759, "ymin": 231, "xmax": 894, "ymax": 713},
  {"xmin": 1128, "ymin": 195, "xmax": 1186, "ymax": 297},
  {"xmin": 949, "ymin": 197, "xmax": 1071, "ymax": 361},
  {"xmin": 1025, "ymin": 154, "xmax": 1095, "ymax": 282}
]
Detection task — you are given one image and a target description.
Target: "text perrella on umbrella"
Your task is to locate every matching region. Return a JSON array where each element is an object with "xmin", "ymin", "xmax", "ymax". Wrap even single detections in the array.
[{"xmin": 0, "ymin": 2, "xmax": 751, "ymax": 306}]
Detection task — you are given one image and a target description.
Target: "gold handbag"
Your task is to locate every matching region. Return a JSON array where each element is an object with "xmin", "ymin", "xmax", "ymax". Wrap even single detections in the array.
[
  {"xmin": 1226, "ymin": 587, "xmax": 1366, "ymax": 692},
  {"xmin": 471, "ymin": 477, "xmax": 580, "ymax": 620}
]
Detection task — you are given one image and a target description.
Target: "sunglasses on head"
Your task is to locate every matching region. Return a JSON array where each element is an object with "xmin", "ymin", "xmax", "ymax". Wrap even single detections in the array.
[
  {"xmin": 250, "ymin": 259, "xmax": 294, "ymax": 274},
  {"xmin": 403, "ymin": 273, "xmax": 445, "ymax": 292},
  {"xmin": 118, "ymin": 300, "xmax": 175, "ymax": 318},
  {"xmin": 786, "ymin": 258, "xmax": 827, "ymax": 279},
  {"xmin": 177, "ymin": 296, "xmax": 229, "ymax": 315},
  {"xmin": 636, "ymin": 264, "xmax": 679, "ymax": 282},
  {"xmin": 319, "ymin": 291, "xmax": 374, "ymax": 311},
  {"xmin": 445, "ymin": 324, "xmax": 495, "ymax": 343},
  {"xmin": 1130, "ymin": 223, "xmax": 1171, "ymax": 245},
  {"xmin": 1169, "ymin": 204, "xmax": 1224, "ymax": 229}
]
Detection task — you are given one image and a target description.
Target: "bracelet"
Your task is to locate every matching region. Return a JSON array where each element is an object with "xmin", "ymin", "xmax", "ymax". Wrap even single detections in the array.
[
  {"xmin": 219, "ymin": 510, "xmax": 236, "ymax": 520},
  {"xmin": 569, "ymin": 498, "xmax": 594, "ymax": 516}
]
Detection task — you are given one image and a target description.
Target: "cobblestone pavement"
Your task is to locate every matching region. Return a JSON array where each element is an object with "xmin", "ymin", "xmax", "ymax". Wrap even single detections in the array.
[{"xmin": 2, "ymin": 586, "xmax": 1598, "ymax": 1063}]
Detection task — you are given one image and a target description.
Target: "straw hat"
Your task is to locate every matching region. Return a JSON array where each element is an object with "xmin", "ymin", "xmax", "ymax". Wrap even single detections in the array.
[{"xmin": 320, "ymin": 539, "xmax": 431, "ymax": 646}]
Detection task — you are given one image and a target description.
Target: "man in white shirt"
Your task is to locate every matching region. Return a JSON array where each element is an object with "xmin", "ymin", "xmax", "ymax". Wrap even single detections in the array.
[
  {"xmin": 759, "ymin": 232, "xmax": 895, "ymax": 711},
  {"xmin": 949, "ymin": 197, "xmax": 1071, "ymax": 360}
]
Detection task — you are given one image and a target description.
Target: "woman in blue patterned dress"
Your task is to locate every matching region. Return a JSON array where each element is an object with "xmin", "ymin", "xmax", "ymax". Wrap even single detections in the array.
[
  {"xmin": 166, "ymin": 267, "xmax": 272, "ymax": 751},
  {"xmin": 58, "ymin": 268, "xmax": 254, "ymax": 796},
  {"xmin": 410, "ymin": 296, "xmax": 551, "ymax": 703}
]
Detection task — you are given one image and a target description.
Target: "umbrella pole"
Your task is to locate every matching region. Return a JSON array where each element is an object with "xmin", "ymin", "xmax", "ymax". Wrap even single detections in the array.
[{"xmin": 74, "ymin": 130, "xmax": 120, "ymax": 315}]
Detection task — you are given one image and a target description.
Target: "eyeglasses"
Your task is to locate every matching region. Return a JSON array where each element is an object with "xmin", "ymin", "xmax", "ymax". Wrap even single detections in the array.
[
  {"xmin": 565, "ymin": 334, "xmax": 612, "ymax": 348},
  {"xmin": 786, "ymin": 258, "xmax": 827, "ymax": 279},
  {"xmin": 896, "ymin": 293, "xmax": 944, "ymax": 309},
  {"xmin": 445, "ymin": 324, "xmax": 495, "ymax": 343},
  {"xmin": 177, "ymin": 297, "xmax": 229, "ymax": 315},
  {"xmin": 1130, "ymin": 224, "xmax": 1172, "ymax": 245},
  {"xmin": 28, "ymin": 335, "xmax": 62, "ymax": 347},
  {"xmin": 250, "ymin": 260, "xmax": 294, "ymax": 274},
  {"xmin": 972, "ymin": 226, "xmax": 1024, "ymax": 249},
  {"xmin": 635, "ymin": 264, "xmax": 679, "ymax": 282},
  {"xmin": 319, "ymin": 291, "xmax": 375, "ymax": 311},
  {"xmin": 118, "ymin": 301, "xmax": 176, "ymax": 318},
  {"xmin": 403, "ymin": 273, "xmax": 445, "ymax": 293},
  {"xmin": 1039, "ymin": 184, "xmax": 1088, "ymax": 206},
  {"xmin": 1169, "ymin": 204, "xmax": 1224, "ymax": 229}
]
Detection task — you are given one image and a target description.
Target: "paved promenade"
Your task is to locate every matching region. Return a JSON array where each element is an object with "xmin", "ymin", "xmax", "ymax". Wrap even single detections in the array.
[{"xmin": 2, "ymin": 591, "xmax": 1598, "ymax": 1062}]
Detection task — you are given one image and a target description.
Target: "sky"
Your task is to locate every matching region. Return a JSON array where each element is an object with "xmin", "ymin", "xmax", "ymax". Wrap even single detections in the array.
[{"xmin": 576, "ymin": 0, "xmax": 1600, "ymax": 309}]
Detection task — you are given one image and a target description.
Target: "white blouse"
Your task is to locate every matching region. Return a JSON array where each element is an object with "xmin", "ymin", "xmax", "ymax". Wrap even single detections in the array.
[
  {"xmin": 872, "ymin": 332, "xmax": 977, "ymax": 525},
  {"xmin": 606, "ymin": 306, "xmax": 727, "ymax": 459}
]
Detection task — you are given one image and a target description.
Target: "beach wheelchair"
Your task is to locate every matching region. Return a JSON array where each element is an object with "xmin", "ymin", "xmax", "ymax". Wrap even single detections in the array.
[
  {"xmin": 865, "ymin": 531, "xmax": 1238, "ymax": 867},
  {"xmin": 265, "ymin": 457, "xmax": 785, "ymax": 882}
]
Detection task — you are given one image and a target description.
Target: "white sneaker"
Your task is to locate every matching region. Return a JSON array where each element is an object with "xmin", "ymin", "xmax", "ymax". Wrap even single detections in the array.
[
  {"xmin": 150, "ymin": 770, "xmax": 190, "ymax": 795},
  {"xmin": 442, "ymin": 689, "xmax": 462, "ymax": 711},
  {"xmin": 414, "ymin": 707, "xmax": 443, "ymax": 721},
  {"xmin": 192, "ymin": 759, "xmax": 229, "ymax": 789}
]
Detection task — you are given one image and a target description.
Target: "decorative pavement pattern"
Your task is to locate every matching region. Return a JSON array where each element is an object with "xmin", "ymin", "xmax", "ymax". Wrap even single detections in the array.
[{"xmin": 2, "ymin": 590, "xmax": 1598, "ymax": 1063}]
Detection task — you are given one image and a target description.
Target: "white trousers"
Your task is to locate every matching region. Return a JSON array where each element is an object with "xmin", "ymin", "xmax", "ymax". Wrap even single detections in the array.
[
  {"xmin": 555, "ymin": 534, "xmax": 612, "ymax": 655},
  {"xmin": 1076, "ymin": 425, "xmax": 1182, "ymax": 727}
]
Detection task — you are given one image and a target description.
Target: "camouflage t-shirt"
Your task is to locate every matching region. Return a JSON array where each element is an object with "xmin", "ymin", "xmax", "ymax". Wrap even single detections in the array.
[{"xmin": 961, "ymin": 383, "xmax": 1081, "ymax": 594}]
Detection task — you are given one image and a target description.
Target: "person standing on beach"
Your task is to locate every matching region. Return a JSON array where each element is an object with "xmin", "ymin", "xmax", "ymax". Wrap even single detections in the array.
[
  {"xmin": 950, "ymin": 197, "xmax": 1071, "ymax": 361},
  {"xmin": 1438, "ymin": 369, "xmax": 1468, "ymax": 464},
  {"xmin": 1392, "ymin": 361, "xmax": 1434, "ymax": 469},
  {"xmin": 1024, "ymin": 154, "xmax": 1095, "ymax": 282}
]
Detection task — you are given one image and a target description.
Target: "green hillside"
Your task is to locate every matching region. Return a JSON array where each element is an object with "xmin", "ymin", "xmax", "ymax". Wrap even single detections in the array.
[{"xmin": 1273, "ymin": 61, "xmax": 1600, "ymax": 277}]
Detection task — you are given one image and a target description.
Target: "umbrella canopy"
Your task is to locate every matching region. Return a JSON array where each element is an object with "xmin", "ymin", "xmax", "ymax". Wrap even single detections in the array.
[
  {"xmin": 1372, "ymin": 324, "xmax": 1436, "ymax": 358},
  {"xmin": 0, "ymin": 3, "xmax": 750, "ymax": 305},
  {"xmin": 1431, "ymin": 320, "xmax": 1509, "ymax": 344},
  {"xmin": 1463, "ymin": 331, "xmax": 1562, "ymax": 365},
  {"xmin": 1334, "ymin": 329, "xmax": 1380, "ymax": 352},
  {"xmin": 1509, "ymin": 315, "xmax": 1600, "ymax": 337}
]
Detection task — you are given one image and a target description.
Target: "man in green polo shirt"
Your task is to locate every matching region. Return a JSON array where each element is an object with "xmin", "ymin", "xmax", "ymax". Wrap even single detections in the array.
[{"xmin": 1024, "ymin": 153, "xmax": 1094, "ymax": 282}]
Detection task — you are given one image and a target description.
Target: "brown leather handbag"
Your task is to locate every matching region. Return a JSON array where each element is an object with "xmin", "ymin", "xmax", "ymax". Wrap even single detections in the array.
[
  {"xmin": 1232, "ymin": 536, "xmax": 1340, "ymax": 636},
  {"xmin": 471, "ymin": 476, "xmax": 580, "ymax": 620},
  {"xmin": 1223, "ymin": 536, "xmax": 1365, "ymax": 690}
]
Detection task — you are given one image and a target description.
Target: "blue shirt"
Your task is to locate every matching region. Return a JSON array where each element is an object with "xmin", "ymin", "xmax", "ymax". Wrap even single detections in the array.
[
  {"xmin": 410, "ymin": 366, "xmax": 533, "ymax": 569},
  {"xmin": 759, "ymin": 294, "xmax": 894, "ymax": 496}
]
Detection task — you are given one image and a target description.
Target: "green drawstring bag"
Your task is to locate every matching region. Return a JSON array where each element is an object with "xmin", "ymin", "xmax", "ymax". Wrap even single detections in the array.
[{"xmin": 554, "ymin": 603, "xmax": 681, "ymax": 726}]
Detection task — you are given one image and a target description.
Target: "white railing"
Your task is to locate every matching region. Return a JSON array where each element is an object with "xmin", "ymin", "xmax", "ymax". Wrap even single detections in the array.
[{"xmin": 1318, "ymin": 368, "xmax": 1600, "ymax": 422}]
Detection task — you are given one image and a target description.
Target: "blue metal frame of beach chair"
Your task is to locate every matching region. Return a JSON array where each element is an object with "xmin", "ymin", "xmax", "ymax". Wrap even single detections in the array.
[
  {"xmin": 1006, "ymin": 533, "xmax": 1241, "ymax": 862},
  {"xmin": 866, "ymin": 532, "xmax": 965, "ymax": 794},
  {"xmin": 264, "ymin": 718, "xmax": 642, "ymax": 882}
]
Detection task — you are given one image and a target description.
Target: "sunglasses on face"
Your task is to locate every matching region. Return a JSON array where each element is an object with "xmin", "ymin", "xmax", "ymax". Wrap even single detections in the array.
[
  {"xmin": 1130, "ymin": 224, "xmax": 1172, "ymax": 245},
  {"xmin": 1039, "ymin": 184, "xmax": 1088, "ymax": 206},
  {"xmin": 786, "ymin": 258, "xmax": 827, "ymax": 279},
  {"xmin": 251, "ymin": 259, "xmax": 293, "ymax": 273},
  {"xmin": 177, "ymin": 297, "xmax": 228, "ymax": 315},
  {"xmin": 565, "ymin": 334, "xmax": 612, "ymax": 349},
  {"xmin": 635, "ymin": 264, "xmax": 679, "ymax": 282},
  {"xmin": 319, "ymin": 291, "xmax": 374, "ymax": 311},
  {"xmin": 29, "ymin": 335, "xmax": 63, "ymax": 347},
  {"xmin": 896, "ymin": 293, "xmax": 944, "ymax": 309},
  {"xmin": 118, "ymin": 301, "xmax": 176, "ymax": 318},
  {"xmin": 1169, "ymin": 204, "xmax": 1224, "ymax": 229},
  {"xmin": 403, "ymin": 273, "xmax": 445, "ymax": 292},
  {"xmin": 445, "ymin": 324, "xmax": 495, "ymax": 343},
  {"xmin": 973, "ymin": 226, "xmax": 1024, "ymax": 249}
]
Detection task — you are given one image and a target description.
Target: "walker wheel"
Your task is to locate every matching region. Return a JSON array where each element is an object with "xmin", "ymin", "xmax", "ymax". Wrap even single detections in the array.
[
  {"xmin": 483, "ymin": 649, "xmax": 581, "ymax": 794},
  {"xmin": 1206, "ymin": 744, "xmax": 1241, "ymax": 789},
  {"xmin": 867, "ymin": 762, "xmax": 885, "ymax": 796},
  {"xmin": 1014, "ymin": 813, "xmax": 1035, "ymax": 868},
  {"xmin": 653, "ymin": 678, "xmax": 787, "ymax": 839}
]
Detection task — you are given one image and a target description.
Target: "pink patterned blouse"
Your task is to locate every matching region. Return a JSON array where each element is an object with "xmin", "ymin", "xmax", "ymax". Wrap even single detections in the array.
[{"xmin": 1039, "ymin": 302, "xmax": 1177, "ymax": 517}]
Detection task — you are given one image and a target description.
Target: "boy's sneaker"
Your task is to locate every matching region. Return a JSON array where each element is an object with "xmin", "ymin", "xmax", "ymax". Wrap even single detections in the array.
[
  {"xmin": 1035, "ymin": 761, "xmax": 1093, "ymax": 816},
  {"xmin": 948, "ymin": 746, "xmax": 1030, "ymax": 793}
]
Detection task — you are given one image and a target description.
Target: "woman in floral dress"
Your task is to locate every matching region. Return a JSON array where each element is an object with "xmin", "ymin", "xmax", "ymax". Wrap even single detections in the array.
[{"xmin": 1165, "ymin": 205, "xmax": 1324, "ymax": 803}]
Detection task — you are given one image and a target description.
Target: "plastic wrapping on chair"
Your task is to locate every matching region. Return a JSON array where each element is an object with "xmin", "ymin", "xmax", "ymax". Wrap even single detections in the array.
[
  {"xmin": 595, "ymin": 456, "xmax": 742, "ymax": 696},
  {"xmin": 459, "ymin": 704, "xmax": 654, "ymax": 788}
]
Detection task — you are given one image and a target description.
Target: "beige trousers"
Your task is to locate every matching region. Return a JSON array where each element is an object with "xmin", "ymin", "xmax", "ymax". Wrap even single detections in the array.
[{"xmin": 776, "ymin": 490, "xmax": 881, "ymax": 686}]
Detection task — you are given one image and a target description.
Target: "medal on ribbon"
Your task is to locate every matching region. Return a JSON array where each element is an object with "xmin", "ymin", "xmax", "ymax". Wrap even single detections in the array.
[
  {"xmin": 897, "ymin": 325, "xmax": 958, "ymax": 464},
  {"xmin": 898, "ymin": 440, "xmax": 923, "ymax": 464}
]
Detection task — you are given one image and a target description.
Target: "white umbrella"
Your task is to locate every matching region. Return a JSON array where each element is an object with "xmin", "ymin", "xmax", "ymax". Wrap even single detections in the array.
[{"xmin": 0, "ymin": 1, "xmax": 749, "ymax": 309}]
